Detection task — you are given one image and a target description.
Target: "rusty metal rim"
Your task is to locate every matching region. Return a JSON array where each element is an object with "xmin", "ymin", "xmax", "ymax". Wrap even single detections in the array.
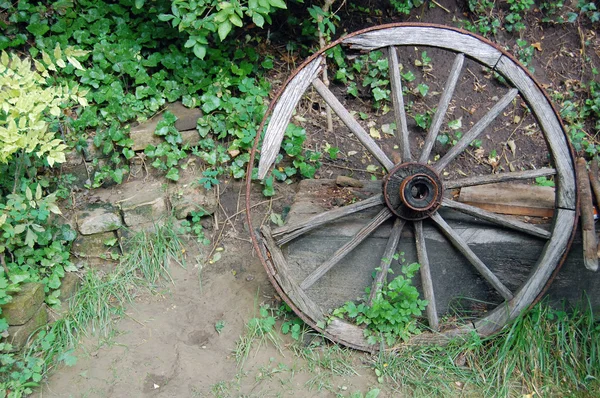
[{"xmin": 244, "ymin": 22, "xmax": 579, "ymax": 351}]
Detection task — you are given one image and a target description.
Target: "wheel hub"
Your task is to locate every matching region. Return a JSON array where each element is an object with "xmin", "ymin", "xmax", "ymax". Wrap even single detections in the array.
[{"xmin": 384, "ymin": 163, "xmax": 443, "ymax": 220}]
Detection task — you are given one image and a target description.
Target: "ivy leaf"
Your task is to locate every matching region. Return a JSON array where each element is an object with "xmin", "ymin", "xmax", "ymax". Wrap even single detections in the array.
[
  {"xmin": 166, "ymin": 168, "xmax": 180, "ymax": 181},
  {"xmin": 135, "ymin": 0, "xmax": 145, "ymax": 9},
  {"xmin": 201, "ymin": 94, "xmax": 221, "ymax": 113}
]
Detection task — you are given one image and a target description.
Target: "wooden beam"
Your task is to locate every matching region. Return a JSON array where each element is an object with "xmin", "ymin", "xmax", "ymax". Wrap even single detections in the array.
[{"xmin": 444, "ymin": 168, "xmax": 556, "ymax": 189}]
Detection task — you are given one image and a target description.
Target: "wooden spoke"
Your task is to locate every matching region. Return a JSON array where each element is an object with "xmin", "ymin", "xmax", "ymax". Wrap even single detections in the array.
[
  {"xmin": 430, "ymin": 212, "xmax": 514, "ymax": 300},
  {"xmin": 442, "ymin": 199, "xmax": 551, "ymax": 239},
  {"xmin": 388, "ymin": 46, "xmax": 411, "ymax": 162},
  {"xmin": 444, "ymin": 168, "xmax": 556, "ymax": 189},
  {"xmin": 312, "ymin": 78, "xmax": 395, "ymax": 171},
  {"xmin": 435, "ymin": 88, "xmax": 519, "ymax": 172},
  {"xmin": 419, "ymin": 53, "xmax": 465, "ymax": 163},
  {"xmin": 367, "ymin": 218, "xmax": 405, "ymax": 306},
  {"xmin": 273, "ymin": 194, "xmax": 385, "ymax": 246},
  {"xmin": 414, "ymin": 221, "xmax": 439, "ymax": 331},
  {"xmin": 258, "ymin": 56, "xmax": 323, "ymax": 179},
  {"xmin": 300, "ymin": 207, "xmax": 393, "ymax": 290}
]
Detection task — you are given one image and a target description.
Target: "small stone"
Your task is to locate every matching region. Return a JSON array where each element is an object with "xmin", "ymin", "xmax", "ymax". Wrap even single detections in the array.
[
  {"xmin": 77, "ymin": 205, "xmax": 122, "ymax": 235},
  {"xmin": 121, "ymin": 196, "xmax": 168, "ymax": 227},
  {"xmin": 82, "ymin": 137, "xmax": 109, "ymax": 162},
  {"xmin": 7, "ymin": 304, "xmax": 48, "ymax": 350},
  {"xmin": 130, "ymin": 102, "xmax": 203, "ymax": 151},
  {"xmin": 336, "ymin": 175, "xmax": 364, "ymax": 188},
  {"xmin": 59, "ymin": 272, "xmax": 81, "ymax": 302},
  {"xmin": 170, "ymin": 184, "xmax": 218, "ymax": 219},
  {"xmin": 1, "ymin": 283, "xmax": 45, "ymax": 326},
  {"xmin": 246, "ymin": 275, "xmax": 255, "ymax": 281},
  {"xmin": 71, "ymin": 231, "xmax": 119, "ymax": 259}
]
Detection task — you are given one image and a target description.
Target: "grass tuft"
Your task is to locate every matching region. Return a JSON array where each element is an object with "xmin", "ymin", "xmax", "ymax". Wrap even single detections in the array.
[
  {"xmin": 21, "ymin": 222, "xmax": 186, "ymax": 381},
  {"xmin": 375, "ymin": 300, "xmax": 600, "ymax": 397}
]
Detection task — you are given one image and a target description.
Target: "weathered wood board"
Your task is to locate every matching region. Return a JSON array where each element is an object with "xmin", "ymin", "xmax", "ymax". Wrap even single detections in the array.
[{"xmin": 277, "ymin": 179, "xmax": 597, "ymax": 318}]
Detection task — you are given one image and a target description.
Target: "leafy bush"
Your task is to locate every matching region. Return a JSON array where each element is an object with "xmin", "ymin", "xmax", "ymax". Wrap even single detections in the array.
[
  {"xmin": 333, "ymin": 262, "xmax": 427, "ymax": 346},
  {"xmin": 154, "ymin": 0, "xmax": 288, "ymax": 59},
  {"xmin": 0, "ymin": 51, "xmax": 85, "ymax": 165}
]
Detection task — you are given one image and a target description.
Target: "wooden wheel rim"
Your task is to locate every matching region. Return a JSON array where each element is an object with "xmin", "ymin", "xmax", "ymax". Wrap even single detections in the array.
[{"xmin": 245, "ymin": 23, "xmax": 578, "ymax": 351}]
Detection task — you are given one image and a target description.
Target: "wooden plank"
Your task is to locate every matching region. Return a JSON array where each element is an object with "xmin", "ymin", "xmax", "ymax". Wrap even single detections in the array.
[
  {"xmin": 300, "ymin": 207, "xmax": 393, "ymax": 290},
  {"xmin": 414, "ymin": 221, "xmax": 439, "ymax": 331},
  {"xmin": 273, "ymin": 194, "xmax": 385, "ymax": 245},
  {"xmin": 419, "ymin": 53, "xmax": 464, "ymax": 163},
  {"xmin": 367, "ymin": 218, "xmax": 405, "ymax": 306},
  {"xmin": 260, "ymin": 226, "xmax": 325, "ymax": 322},
  {"xmin": 475, "ymin": 208, "xmax": 577, "ymax": 335},
  {"xmin": 325, "ymin": 318, "xmax": 370, "ymax": 350},
  {"xmin": 444, "ymin": 168, "xmax": 556, "ymax": 189},
  {"xmin": 442, "ymin": 198, "xmax": 551, "ymax": 239},
  {"xmin": 435, "ymin": 88, "xmax": 519, "ymax": 172},
  {"xmin": 576, "ymin": 158, "xmax": 598, "ymax": 271},
  {"xmin": 458, "ymin": 182, "xmax": 555, "ymax": 218},
  {"xmin": 312, "ymin": 78, "xmax": 394, "ymax": 171},
  {"xmin": 388, "ymin": 46, "xmax": 411, "ymax": 162},
  {"xmin": 342, "ymin": 26, "xmax": 502, "ymax": 67},
  {"xmin": 258, "ymin": 57, "xmax": 322, "ymax": 179},
  {"xmin": 431, "ymin": 212, "xmax": 514, "ymax": 300},
  {"xmin": 588, "ymin": 161, "xmax": 600, "ymax": 210},
  {"xmin": 495, "ymin": 56, "xmax": 576, "ymax": 210}
]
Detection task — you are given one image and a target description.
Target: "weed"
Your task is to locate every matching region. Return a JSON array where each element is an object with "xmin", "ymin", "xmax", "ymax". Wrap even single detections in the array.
[
  {"xmin": 333, "ymin": 262, "xmax": 427, "ymax": 346},
  {"xmin": 235, "ymin": 304, "xmax": 282, "ymax": 367},
  {"xmin": 215, "ymin": 320, "xmax": 225, "ymax": 334}
]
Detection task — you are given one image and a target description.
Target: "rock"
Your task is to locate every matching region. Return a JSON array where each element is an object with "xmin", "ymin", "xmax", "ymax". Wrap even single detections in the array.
[
  {"xmin": 336, "ymin": 175, "xmax": 364, "ymax": 188},
  {"xmin": 7, "ymin": 304, "xmax": 48, "ymax": 350},
  {"xmin": 120, "ymin": 189, "xmax": 168, "ymax": 227},
  {"xmin": 59, "ymin": 272, "xmax": 81, "ymax": 302},
  {"xmin": 83, "ymin": 137, "xmax": 109, "ymax": 161},
  {"xmin": 170, "ymin": 183, "xmax": 218, "ymax": 219},
  {"xmin": 1, "ymin": 283, "xmax": 45, "ymax": 326},
  {"xmin": 130, "ymin": 102, "xmax": 203, "ymax": 151},
  {"xmin": 64, "ymin": 149, "xmax": 84, "ymax": 166},
  {"xmin": 77, "ymin": 205, "xmax": 122, "ymax": 235},
  {"xmin": 71, "ymin": 231, "xmax": 119, "ymax": 259}
]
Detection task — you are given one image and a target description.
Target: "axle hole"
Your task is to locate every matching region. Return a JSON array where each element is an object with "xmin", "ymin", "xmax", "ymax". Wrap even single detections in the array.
[{"xmin": 411, "ymin": 182, "xmax": 429, "ymax": 200}]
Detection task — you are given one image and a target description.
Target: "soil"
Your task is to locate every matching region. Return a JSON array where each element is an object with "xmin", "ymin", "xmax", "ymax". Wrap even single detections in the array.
[{"xmin": 39, "ymin": 1, "xmax": 599, "ymax": 397}]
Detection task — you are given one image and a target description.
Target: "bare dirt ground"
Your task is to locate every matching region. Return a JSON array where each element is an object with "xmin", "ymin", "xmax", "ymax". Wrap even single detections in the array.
[{"xmin": 38, "ymin": 181, "xmax": 383, "ymax": 398}]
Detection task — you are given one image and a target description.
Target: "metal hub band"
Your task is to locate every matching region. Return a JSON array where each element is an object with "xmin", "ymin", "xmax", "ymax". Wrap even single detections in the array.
[{"xmin": 383, "ymin": 163, "xmax": 443, "ymax": 220}]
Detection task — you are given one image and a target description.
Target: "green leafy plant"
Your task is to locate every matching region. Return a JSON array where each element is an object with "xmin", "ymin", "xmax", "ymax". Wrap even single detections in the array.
[
  {"xmin": 389, "ymin": 0, "xmax": 424, "ymax": 15},
  {"xmin": 145, "ymin": 111, "xmax": 189, "ymax": 182},
  {"xmin": 154, "ymin": 0, "xmax": 287, "ymax": 59},
  {"xmin": 333, "ymin": 262, "xmax": 427, "ymax": 346},
  {"xmin": 178, "ymin": 208, "xmax": 210, "ymax": 245}
]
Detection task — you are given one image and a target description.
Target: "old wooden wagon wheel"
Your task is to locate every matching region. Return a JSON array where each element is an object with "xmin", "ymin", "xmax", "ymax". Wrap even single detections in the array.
[{"xmin": 245, "ymin": 23, "xmax": 578, "ymax": 351}]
